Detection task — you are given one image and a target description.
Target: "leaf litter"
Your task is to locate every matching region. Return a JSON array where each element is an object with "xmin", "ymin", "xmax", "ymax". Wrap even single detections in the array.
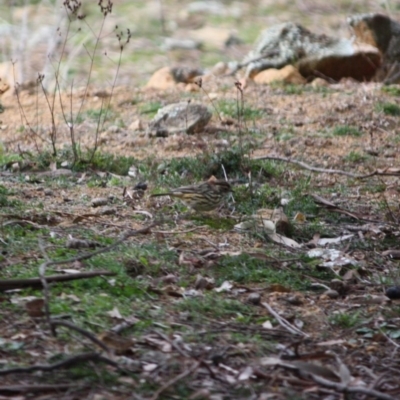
[{"xmin": 1, "ymin": 26, "xmax": 400, "ymax": 400}]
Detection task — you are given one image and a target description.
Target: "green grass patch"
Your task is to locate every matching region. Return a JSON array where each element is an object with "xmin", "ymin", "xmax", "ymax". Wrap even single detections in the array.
[
  {"xmin": 270, "ymin": 82, "xmax": 304, "ymax": 95},
  {"xmin": 177, "ymin": 293, "xmax": 254, "ymax": 321},
  {"xmin": 330, "ymin": 311, "xmax": 362, "ymax": 329},
  {"xmin": 216, "ymin": 99, "xmax": 264, "ymax": 121},
  {"xmin": 376, "ymin": 102, "xmax": 400, "ymax": 116},
  {"xmin": 381, "ymin": 85, "xmax": 400, "ymax": 96},
  {"xmin": 214, "ymin": 253, "xmax": 319, "ymax": 288},
  {"xmin": 139, "ymin": 101, "xmax": 162, "ymax": 117},
  {"xmin": 343, "ymin": 151, "xmax": 369, "ymax": 163},
  {"xmin": 332, "ymin": 125, "xmax": 362, "ymax": 137}
]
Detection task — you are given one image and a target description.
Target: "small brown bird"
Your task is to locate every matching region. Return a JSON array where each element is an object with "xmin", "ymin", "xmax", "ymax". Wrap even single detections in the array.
[{"xmin": 150, "ymin": 179, "xmax": 232, "ymax": 212}]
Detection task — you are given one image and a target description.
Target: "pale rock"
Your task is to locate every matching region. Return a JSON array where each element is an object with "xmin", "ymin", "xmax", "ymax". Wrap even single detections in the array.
[
  {"xmin": 253, "ymin": 65, "xmax": 306, "ymax": 85},
  {"xmin": 129, "ymin": 119, "xmax": 143, "ymax": 131},
  {"xmin": 247, "ymin": 292, "xmax": 261, "ymax": 305},
  {"xmin": 146, "ymin": 66, "xmax": 203, "ymax": 90},
  {"xmin": 211, "ymin": 61, "xmax": 230, "ymax": 76},
  {"xmin": 311, "ymin": 77, "xmax": 330, "ymax": 88},
  {"xmin": 189, "ymin": 26, "xmax": 240, "ymax": 49},
  {"xmin": 145, "ymin": 67, "xmax": 176, "ymax": 90}
]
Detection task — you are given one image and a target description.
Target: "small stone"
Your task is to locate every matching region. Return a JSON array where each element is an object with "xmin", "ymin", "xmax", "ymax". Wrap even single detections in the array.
[
  {"xmin": 195, "ymin": 275, "xmax": 214, "ymax": 290},
  {"xmin": 162, "ymin": 274, "xmax": 178, "ymax": 284},
  {"xmin": 134, "ymin": 182, "xmax": 148, "ymax": 191},
  {"xmin": 96, "ymin": 206, "xmax": 116, "ymax": 215},
  {"xmin": 385, "ymin": 286, "xmax": 400, "ymax": 300},
  {"xmin": 330, "ymin": 279, "xmax": 347, "ymax": 295},
  {"xmin": 145, "ymin": 67, "xmax": 176, "ymax": 90},
  {"xmin": 129, "ymin": 119, "xmax": 143, "ymax": 131},
  {"xmin": 286, "ymin": 295, "xmax": 303, "ymax": 305},
  {"xmin": 311, "ymin": 77, "xmax": 330, "ymax": 88},
  {"xmin": 107, "ymin": 125, "xmax": 120, "ymax": 133},
  {"xmin": 44, "ymin": 189, "xmax": 53, "ymax": 196},
  {"xmin": 147, "ymin": 102, "xmax": 212, "ymax": 136},
  {"xmin": 247, "ymin": 292, "xmax": 261, "ymax": 305},
  {"xmin": 325, "ymin": 290, "xmax": 339, "ymax": 299},
  {"xmin": 91, "ymin": 197, "xmax": 109, "ymax": 207}
]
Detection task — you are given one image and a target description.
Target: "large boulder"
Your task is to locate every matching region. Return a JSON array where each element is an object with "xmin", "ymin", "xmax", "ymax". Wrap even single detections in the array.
[
  {"xmin": 348, "ymin": 13, "xmax": 400, "ymax": 83},
  {"xmin": 239, "ymin": 22, "xmax": 380, "ymax": 82}
]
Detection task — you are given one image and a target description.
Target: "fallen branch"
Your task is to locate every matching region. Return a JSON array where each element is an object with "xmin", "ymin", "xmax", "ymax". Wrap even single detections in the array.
[
  {"xmin": 0, "ymin": 383, "xmax": 80, "ymax": 394},
  {"xmin": 1, "ymin": 223, "xmax": 155, "ymax": 292},
  {"xmin": 51, "ymin": 320, "xmax": 110, "ymax": 351},
  {"xmin": 154, "ymin": 330, "xmax": 220, "ymax": 381},
  {"xmin": 262, "ymin": 302, "xmax": 308, "ymax": 337},
  {"xmin": 252, "ymin": 155, "xmax": 389, "ymax": 179},
  {"xmin": 0, "ymin": 352, "xmax": 120, "ymax": 376},
  {"xmin": 149, "ymin": 361, "xmax": 200, "ymax": 400},
  {"xmin": 0, "ymin": 270, "xmax": 116, "ymax": 291},
  {"xmin": 310, "ymin": 373, "xmax": 397, "ymax": 400},
  {"xmin": 38, "ymin": 239, "xmax": 55, "ymax": 335}
]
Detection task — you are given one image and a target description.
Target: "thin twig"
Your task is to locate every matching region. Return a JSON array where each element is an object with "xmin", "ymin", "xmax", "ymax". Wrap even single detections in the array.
[
  {"xmin": 152, "ymin": 226, "xmax": 202, "ymax": 235},
  {"xmin": 50, "ymin": 320, "xmax": 110, "ymax": 352},
  {"xmin": 149, "ymin": 361, "xmax": 200, "ymax": 400},
  {"xmin": 0, "ymin": 270, "xmax": 117, "ymax": 291},
  {"xmin": 310, "ymin": 373, "xmax": 397, "ymax": 400},
  {"xmin": 262, "ymin": 302, "xmax": 308, "ymax": 337},
  {"xmin": 252, "ymin": 155, "xmax": 383, "ymax": 179},
  {"xmin": 0, "ymin": 352, "xmax": 119, "ymax": 376},
  {"xmin": 0, "ymin": 384, "xmax": 80, "ymax": 394},
  {"xmin": 39, "ymin": 223, "xmax": 154, "ymax": 268},
  {"xmin": 38, "ymin": 240, "xmax": 55, "ymax": 336},
  {"xmin": 154, "ymin": 330, "xmax": 220, "ymax": 381}
]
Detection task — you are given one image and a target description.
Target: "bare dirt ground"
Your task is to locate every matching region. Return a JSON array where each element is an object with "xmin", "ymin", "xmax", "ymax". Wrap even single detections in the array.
[{"xmin": 0, "ymin": 1, "xmax": 400, "ymax": 399}]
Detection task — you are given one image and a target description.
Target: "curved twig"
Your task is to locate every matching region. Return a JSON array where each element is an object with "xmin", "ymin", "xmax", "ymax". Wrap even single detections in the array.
[
  {"xmin": 252, "ymin": 155, "xmax": 386, "ymax": 179},
  {"xmin": 0, "ymin": 352, "xmax": 119, "ymax": 376}
]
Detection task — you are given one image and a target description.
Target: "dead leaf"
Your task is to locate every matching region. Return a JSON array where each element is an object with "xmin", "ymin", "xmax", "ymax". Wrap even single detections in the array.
[
  {"xmin": 107, "ymin": 307, "xmax": 123, "ymax": 319},
  {"xmin": 293, "ymin": 211, "xmax": 306, "ymax": 223},
  {"xmin": 238, "ymin": 366, "xmax": 254, "ymax": 381},
  {"xmin": 214, "ymin": 281, "xmax": 233, "ymax": 292},
  {"xmin": 97, "ymin": 331, "xmax": 134, "ymax": 354},
  {"xmin": 262, "ymin": 320, "xmax": 273, "ymax": 329},
  {"xmin": 268, "ymin": 232, "xmax": 301, "ymax": 248},
  {"xmin": 25, "ymin": 298, "xmax": 45, "ymax": 318}
]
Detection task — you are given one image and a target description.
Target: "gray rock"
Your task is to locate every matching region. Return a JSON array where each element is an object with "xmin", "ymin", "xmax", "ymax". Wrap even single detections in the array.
[
  {"xmin": 247, "ymin": 292, "xmax": 261, "ymax": 305},
  {"xmin": 147, "ymin": 102, "xmax": 212, "ymax": 136},
  {"xmin": 162, "ymin": 38, "xmax": 202, "ymax": 51},
  {"xmin": 91, "ymin": 197, "xmax": 109, "ymax": 207},
  {"xmin": 239, "ymin": 22, "xmax": 380, "ymax": 82},
  {"xmin": 348, "ymin": 13, "xmax": 400, "ymax": 83}
]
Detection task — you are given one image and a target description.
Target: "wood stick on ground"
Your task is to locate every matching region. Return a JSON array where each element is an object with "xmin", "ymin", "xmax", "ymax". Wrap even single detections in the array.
[
  {"xmin": 0, "ymin": 352, "xmax": 119, "ymax": 376},
  {"xmin": 154, "ymin": 330, "xmax": 220, "ymax": 381},
  {"xmin": 1, "ymin": 223, "xmax": 156, "ymax": 292},
  {"xmin": 149, "ymin": 361, "xmax": 200, "ymax": 400},
  {"xmin": 253, "ymin": 155, "xmax": 380, "ymax": 179},
  {"xmin": 0, "ymin": 270, "xmax": 117, "ymax": 291},
  {"xmin": 262, "ymin": 302, "xmax": 308, "ymax": 337},
  {"xmin": 50, "ymin": 320, "xmax": 110, "ymax": 352},
  {"xmin": 0, "ymin": 383, "xmax": 81, "ymax": 395},
  {"xmin": 310, "ymin": 373, "xmax": 397, "ymax": 400},
  {"xmin": 38, "ymin": 239, "xmax": 55, "ymax": 336}
]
